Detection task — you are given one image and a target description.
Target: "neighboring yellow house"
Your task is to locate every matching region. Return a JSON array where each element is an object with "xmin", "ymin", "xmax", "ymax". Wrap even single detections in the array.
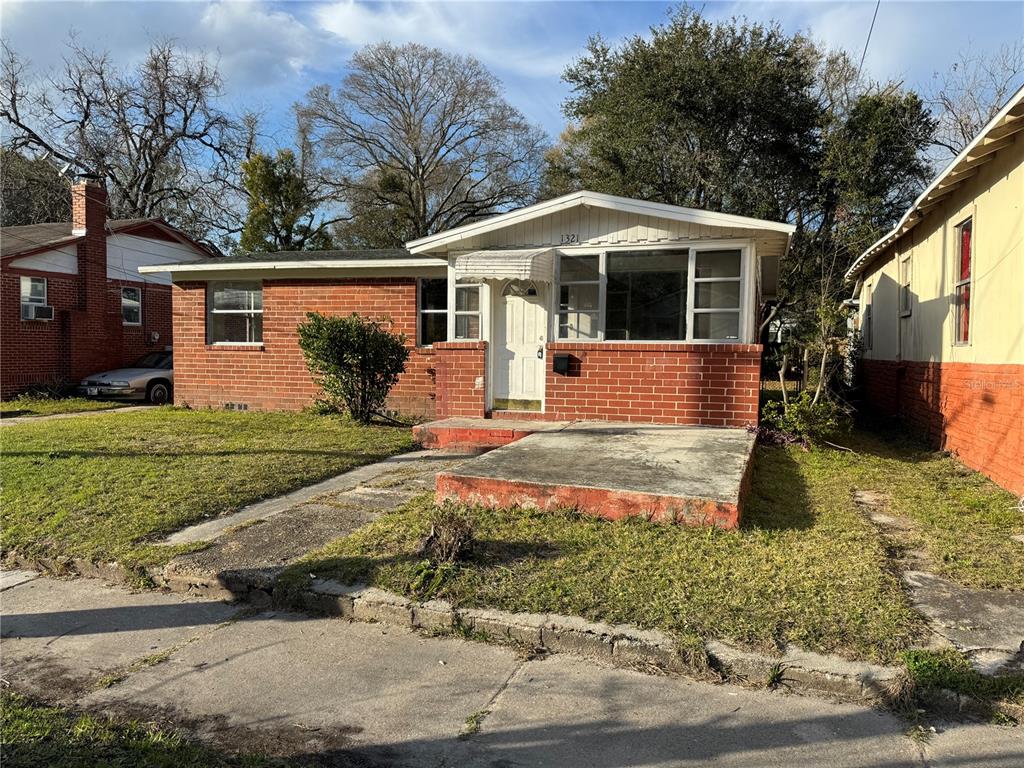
[{"xmin": 846, "ymin": 85, "xmax": 1024, "ymax": 495}]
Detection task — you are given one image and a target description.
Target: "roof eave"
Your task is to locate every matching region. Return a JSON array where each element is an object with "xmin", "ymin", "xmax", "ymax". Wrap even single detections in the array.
[
  {"xmin": 846, "ymin": 83, "xmax": 1024, "ymax": 282},
  {"xmin": 138, "ymin": 257, "xmax": 447, "ymax": 275},
  {"xmin": 405, "ymin": 191, "xmax": 796, "ymax": 254}
]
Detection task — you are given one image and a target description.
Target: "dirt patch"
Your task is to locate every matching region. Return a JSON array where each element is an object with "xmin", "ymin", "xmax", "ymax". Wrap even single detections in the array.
[
  {"xmin": 81, "ymin": 698, "xmax": 390, "ymax": 767},
  {"xmin": 2, "ymin": 656, "xmax": 99, "ymax": 703},
  {"xmin": 852, "ymin": 489, "xmax": 931, "ymax": 571}
]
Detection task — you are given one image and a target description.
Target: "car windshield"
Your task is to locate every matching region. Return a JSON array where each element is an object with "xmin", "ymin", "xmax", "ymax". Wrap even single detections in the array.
[{"xmin": 133, "ymin": 352, "xmax": 172, "ymax": 369}]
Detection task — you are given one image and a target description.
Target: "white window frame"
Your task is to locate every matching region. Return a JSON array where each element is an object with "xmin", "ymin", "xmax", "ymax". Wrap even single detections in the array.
[
  {"xmin": 953, "ymin": 216, "xmax": 973, "ymax": 346},
  {"xmin": 417, "ymin": 277, "xmax": 448, "ymax": 347},
  {"xmin": 121, "ymin": 286, "xmax": 142, "ymax": 326},
  {"xmin": 20, "ymin": 276, "xmax": 47, "ymax": 306},
  {"xmin": 206, "ymin": 280, "xmax": 264, "ymax": 346},
  {"xmin": 688, "ymin": 246, "xmax": 744, "ymax": 343},
  {"xmin": 899, "ymin": 254, "xmax": 912, "ymax": 318},
  {"xmin": 453, "ymin": 282, "xmax": 482, "ymax": 341},
  {"xmin": 553, "ymin": 240, "xmax": 752, "ymax": 343},
  {"xmin": 556, "ymin": 252, "xmax": 603, "ymax": 340}
]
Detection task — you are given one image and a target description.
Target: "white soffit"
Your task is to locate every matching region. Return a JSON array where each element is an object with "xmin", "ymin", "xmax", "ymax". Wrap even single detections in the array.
[{"xmin": 453, "ymin": 248, "xmax": 558, "ymax": 282}]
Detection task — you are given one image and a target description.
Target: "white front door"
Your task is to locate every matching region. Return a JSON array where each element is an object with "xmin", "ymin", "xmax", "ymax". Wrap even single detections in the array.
[{"xmin": 493, "ymin": 282, "xmax": 547, "ymax": 406}]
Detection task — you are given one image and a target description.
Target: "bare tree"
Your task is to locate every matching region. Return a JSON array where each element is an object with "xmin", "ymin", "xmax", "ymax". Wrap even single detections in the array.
[
  {"xmin": 927, "ymin": 42, "xmax": 1024, "ymax": 160},
  {"xmin": 298, "ymin": 42, "xmax": 548, "ymax": 242},
  {"xmin": 1, "ymin": 38, "xmax": 252, "ymax": 243}
]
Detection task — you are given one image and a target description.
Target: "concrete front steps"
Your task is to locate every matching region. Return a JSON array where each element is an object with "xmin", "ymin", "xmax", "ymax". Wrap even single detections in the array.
[
  {"xmin": 422, "ymin": 420, "xmax": 756, "ymax": 529},
  {"xmin": 412, "ymin": 417, "xmax": 570, "ymax": 450}
]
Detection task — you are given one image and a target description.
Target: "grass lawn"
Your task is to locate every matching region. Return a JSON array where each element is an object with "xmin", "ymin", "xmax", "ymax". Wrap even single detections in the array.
[
  {"xmin": 0, "ymin": 395, "xmax": 127, "ymax": 418},
  {"xmin": 1, "ymin": 408, "xmax": 412, "ymax": 571},
  {"xmin": 284, "ymin": 426, "xmax": 1022, "ymax": 665},
  {"xmin": 0, "ymin": 691, "xmax": 276, "ymax": 768}
]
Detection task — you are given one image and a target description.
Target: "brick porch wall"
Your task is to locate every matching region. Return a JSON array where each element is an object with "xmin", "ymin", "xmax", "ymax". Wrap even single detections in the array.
[
  {"xmin": 433, "ymin": 341, "xmax": 488, "ymax": 418},
  {"xmin": 862, "ymin": 359, "xmax": 1024, "ymax": 495},
  {"xmin": 170, "ymin": 278, "xmax": 436, "ymax": 419},
  {"xmin": 545, "ymin": 342, "xmax": 762, "ymax": 427}
]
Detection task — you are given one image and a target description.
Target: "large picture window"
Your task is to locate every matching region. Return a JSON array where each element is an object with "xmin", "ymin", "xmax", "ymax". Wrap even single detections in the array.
[
  {"xmin": 954, "ymin": 218, "xmax": 972, "ymax": 344},
  {"xmin": 606, "ymin": 251, "xmax": 687, "ymax": 340},
  {"xmin": 556, "ymin": 248, "xmax": 744, "ymax": 342},
  {"xmin": 207, "ymin": 281, "xmax": 263, "ymax": 345},
  {"xmin": 418, "ymin": 278, "xmax": 447, "ymax": 346}
]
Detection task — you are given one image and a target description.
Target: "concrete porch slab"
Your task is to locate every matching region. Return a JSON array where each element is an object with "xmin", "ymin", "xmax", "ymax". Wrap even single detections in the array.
[
  {"xmin": 414, "ymin": 417, "xmax": 571, "ymax": 449},
  {"xmin": 436, "ymin": 422, "xmax": 756, "ymax": 528}
]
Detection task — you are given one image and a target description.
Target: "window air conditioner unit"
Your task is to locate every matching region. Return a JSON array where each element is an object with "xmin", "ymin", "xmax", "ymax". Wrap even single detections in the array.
[{"xmin": 21, "ymin": 304, "xmax": 54, "ymax": 321}]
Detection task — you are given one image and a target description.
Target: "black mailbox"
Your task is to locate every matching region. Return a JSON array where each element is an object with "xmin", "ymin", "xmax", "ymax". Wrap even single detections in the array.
[{"xmin": 553, "ymin": 354, "xmax": 571, "ymax": 375}]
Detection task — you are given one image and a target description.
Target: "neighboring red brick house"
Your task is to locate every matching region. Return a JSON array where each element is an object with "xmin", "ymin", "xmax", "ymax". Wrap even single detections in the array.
[
  {"xmin": 145, "ymin": 192, "xmax": 794, "ymax": 426},
  {"xmin": 847, "ymin": 86, "xmax": 1024, "ymax": 495},
  {"xmin": 1, "ymin": 176, "xmax": 214, "ymax": 398}
]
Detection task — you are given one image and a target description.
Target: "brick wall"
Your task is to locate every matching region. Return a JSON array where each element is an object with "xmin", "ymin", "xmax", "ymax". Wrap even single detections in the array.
[
  {"xmin": 545, "ymin": 342, "xmax": 762, "ymax": 427},
  {"xmin": 1, "ymin": 269, "xmax": 174, "ymax": 398},
  {"xmin": 862, "ymin": 359, "xmax": 1024, "ymax": 495},
  {"xmin": 171, "ymin": 278, "xmax": 437, "ymax": 418},
  {"xmin": 433, "ymin": 341, "xmax": 488, "ymax": 418}
]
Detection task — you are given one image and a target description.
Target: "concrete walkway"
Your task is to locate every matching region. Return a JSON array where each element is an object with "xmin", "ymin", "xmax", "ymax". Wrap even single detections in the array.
[
  {"xmin": 160, "ymin": 449, "xmax": 477, "ymax": 597},
  {"xmin": 2, "ymin": 574, "xmax": 1021, "ymax": 767},
  {"xmin": 0, "ymin": 404, "xmax": 151, "ymax": 426}
]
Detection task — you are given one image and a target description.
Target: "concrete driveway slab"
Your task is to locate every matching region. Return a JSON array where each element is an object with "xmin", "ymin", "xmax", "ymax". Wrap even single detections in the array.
[
  {"xmin": 455, "ymin": 654, "xmax": 920, "ymax": 768},
  {"xmin": 0, "ymin": 569, "xmax": 38, "ymax": 591},
  {"xmin": 83, "ymin": 610, "xmax": 522, "ymax": 765},
  {"xmin": 1, "ymin": 576, "xmax": 240, "ymax": 698}
]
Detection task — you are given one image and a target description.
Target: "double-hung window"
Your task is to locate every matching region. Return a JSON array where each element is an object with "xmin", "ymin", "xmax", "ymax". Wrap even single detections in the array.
[
  {"xmin": 899, "ymin": 255, "xmax": 912, "ymax": 317},
  {"xmin": 453, "ymin": 281, "xmax": 481, "ymax": 340},
  {"xmin": 121, "ymin": 286, "xmax": 142, "ymax": 325},
  {"xmin": 20, "ymin": 276, "xmax": 46, "ymax": 307},
  {"xmin": 557, "ymin": 255, "xmax": 601, "ymax": 339},
  {"xmin": 954, "ymin": 218, "xmax": 972, "ymax": 344},
  {"xmin": 418, "ymin": 278, "xmax": 447, "ymax": 346},
  {"xmin": 207, "ymin": 281, "xmax": 263, "ymax": 345}
]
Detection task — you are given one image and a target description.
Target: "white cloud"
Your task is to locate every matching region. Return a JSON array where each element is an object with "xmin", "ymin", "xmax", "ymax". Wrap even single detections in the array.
[{"xmin": 312, "ymin": 0, "xmax": 574, "ymax": 79}]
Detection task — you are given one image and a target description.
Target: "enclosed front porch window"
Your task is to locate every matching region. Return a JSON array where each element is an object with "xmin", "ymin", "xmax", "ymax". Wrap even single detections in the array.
[
  {"xmin": 556, "ymin": 247, "xmax": 746, "ymax": 342},
  {"xmin": 454, "ymin": 281, "xmax": 481, "ymax": 340}
]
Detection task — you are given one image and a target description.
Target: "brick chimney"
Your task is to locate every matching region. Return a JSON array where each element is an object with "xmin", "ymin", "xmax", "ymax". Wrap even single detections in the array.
[{"xmin": 71, "ymin": 174, "xmax": 107, "ymax": 236}]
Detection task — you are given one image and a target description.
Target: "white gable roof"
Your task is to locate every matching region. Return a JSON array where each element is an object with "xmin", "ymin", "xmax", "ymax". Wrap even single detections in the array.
[{"xmin": 405, "ymin": 191, "xmax": 795, "ymax": 254}]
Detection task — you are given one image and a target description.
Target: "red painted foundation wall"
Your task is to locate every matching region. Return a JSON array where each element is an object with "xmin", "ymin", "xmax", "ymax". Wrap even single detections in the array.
[
  {"xmin": 545, "ymin": 342, "xmax": 762, "ymax": 427},
  {"xmin": 171, "ymin": 278, "xmax": 437, "ymax": 418},
  {"xmin": 862, "ymin": 359, "xmax": 1024, "ymax": 495}
]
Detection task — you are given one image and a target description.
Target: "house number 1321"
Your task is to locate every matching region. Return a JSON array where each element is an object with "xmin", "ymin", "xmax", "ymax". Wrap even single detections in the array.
[{"xmin": 560, "ymin": 233, "xmax": 579, "ymax": 244}]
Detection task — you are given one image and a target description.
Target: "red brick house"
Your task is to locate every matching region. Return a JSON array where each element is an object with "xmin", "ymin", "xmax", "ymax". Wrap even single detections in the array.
[
  {"xmin": 144, "ymin": 192, "xmax": 794, "ymax": 425},
  {"xmin": 1, "ymin": 176, "xmax": 215, "ymax": 398}
]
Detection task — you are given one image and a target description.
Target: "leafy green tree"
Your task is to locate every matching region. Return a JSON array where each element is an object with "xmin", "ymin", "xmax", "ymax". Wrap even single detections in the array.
[
  {"xmin": 547, "ymin": 6, "xmax": 937, "ymax": 408},
  {"xmin": 0, "ymin": 149, "xmax": 70, "ymax": 226},
  {"xmin": 239, "ymin": 149, "xmax": 336, "ymax": 252},
  {"xmin": 296, "ymin": 312, "xmax": 409, "ymax": 423}
]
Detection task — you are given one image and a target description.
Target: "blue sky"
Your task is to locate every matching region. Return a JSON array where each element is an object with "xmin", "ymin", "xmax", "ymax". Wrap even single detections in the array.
[{"xmin": 4, "ymin": 1, "xmax": 1023, "ymax": 147}]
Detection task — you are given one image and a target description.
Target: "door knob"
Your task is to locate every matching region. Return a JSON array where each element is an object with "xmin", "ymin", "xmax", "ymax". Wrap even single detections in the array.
[{"xmin": 537, "ymin": 346, "xmax": 544, "ymax": 359}]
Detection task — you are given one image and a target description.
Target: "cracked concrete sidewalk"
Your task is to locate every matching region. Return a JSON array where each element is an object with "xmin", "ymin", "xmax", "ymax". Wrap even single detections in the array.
[
  {"xmin": 5, "ymin": 573, "xmax": 1022, "ymax": 767},
  {"xmin": 158, "ymin": 449, "xmax": 477, "ymax": 596}
]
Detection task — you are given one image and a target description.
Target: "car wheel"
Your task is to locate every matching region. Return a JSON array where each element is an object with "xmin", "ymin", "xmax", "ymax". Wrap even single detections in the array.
[{"xmin": 147, "ymin": 382, "xmax": 171, "ymax": 405}]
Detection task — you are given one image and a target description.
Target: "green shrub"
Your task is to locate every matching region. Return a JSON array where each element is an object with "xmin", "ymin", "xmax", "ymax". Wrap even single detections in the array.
[
  {"xmin": 761, "ymin": 391, "xmax": 850, "ymax": 445},
  {"xmin": 296, "ymin": 312, "xmax": 409, "ymax": 423}
]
